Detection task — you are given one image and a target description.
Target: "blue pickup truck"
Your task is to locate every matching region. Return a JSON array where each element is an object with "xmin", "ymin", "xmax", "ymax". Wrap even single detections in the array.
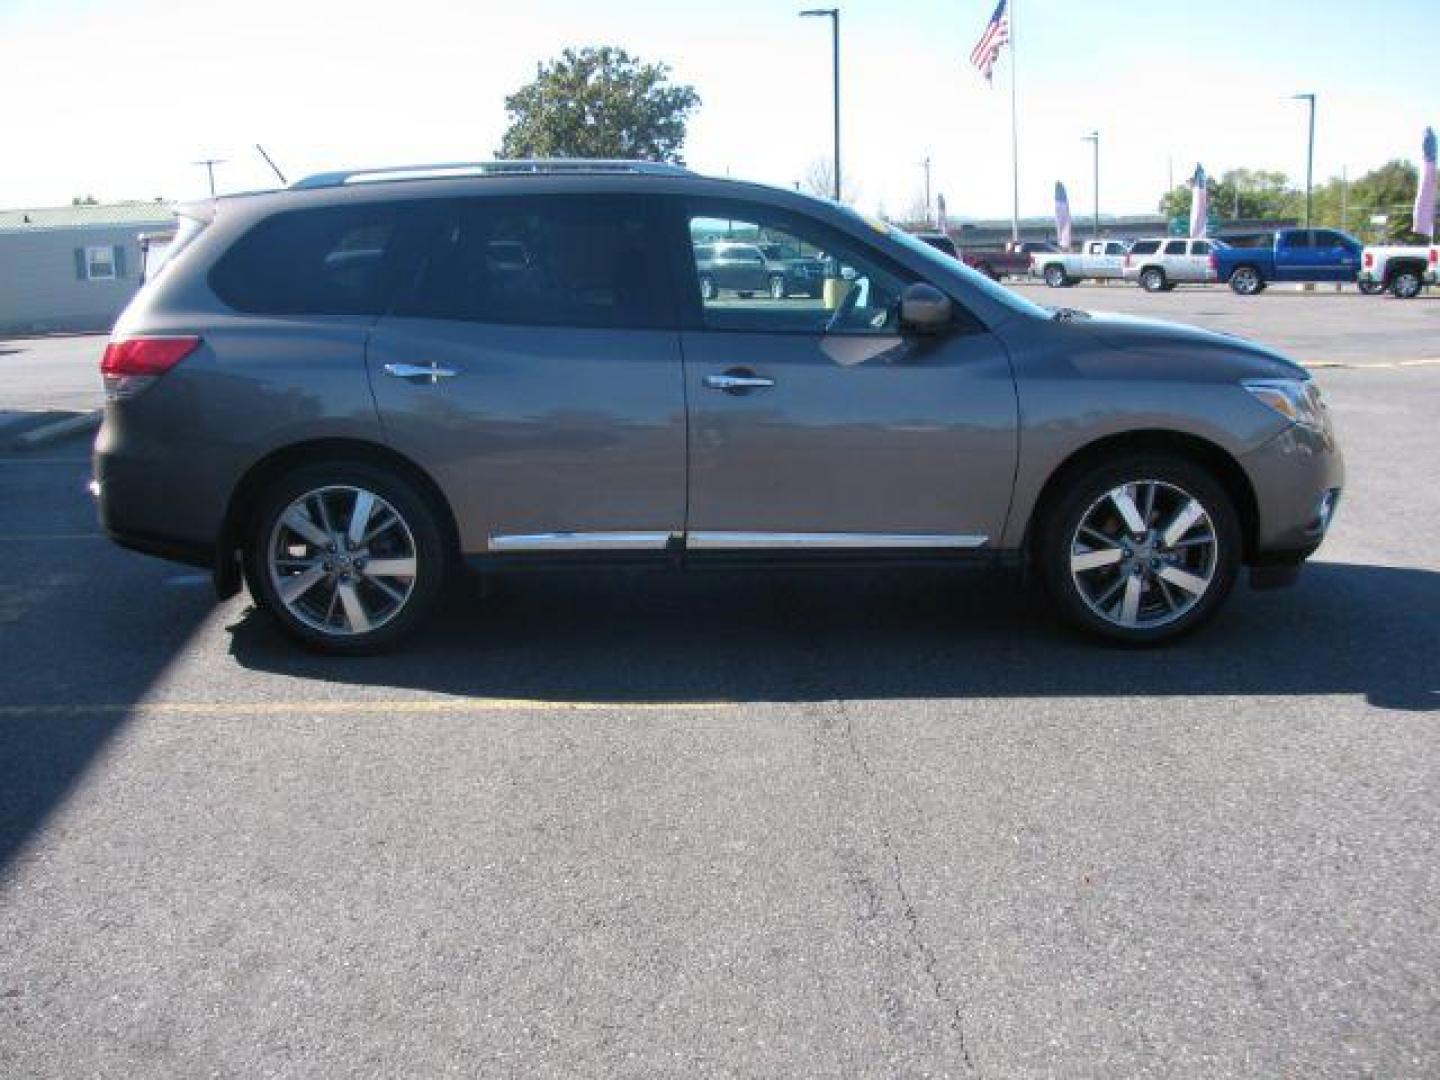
[{"xmin": 1212, "ymin": 228, "xmax": 1364, "ymax": 295}]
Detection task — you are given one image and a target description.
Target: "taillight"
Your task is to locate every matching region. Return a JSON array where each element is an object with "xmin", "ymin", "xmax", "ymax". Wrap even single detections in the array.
[
  {"xmin": 101, "ymin": 335, "xmax": 201, "ymax": 399},
  {"xmin": 1363, "ymin": 251, "xmax": 1374, "ymax": 269},
  {"xmin": 1124, "ymin": 254, "xmax": 1132, "ymax": 267},
  {"xmin": 1208, "ymin": 253, "xmax": 1218, "ymax": 271},
  {"xmin": 1430, "ymin": 247, "xmax": 1438, "ymax": 266}
]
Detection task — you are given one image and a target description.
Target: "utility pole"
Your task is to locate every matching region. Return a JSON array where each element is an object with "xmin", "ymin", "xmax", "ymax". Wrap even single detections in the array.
[
  {"xmin": 801, "ymin": 8, "xmax": 841, "ymax": 201},
  {"xmin": 1292, "ymin": 92, "xmax": 1316, "ymax": 228},
  {"xmin": 193, "ymin": 158, "xmax": 224, "ymax": 198},
  {"xmin": 920, "ymin": 157, "xmax": 932, "ymax": 225},
  {"xmin": 1082, "ymin": 132, "xmax": 1099, "ymax": 239}
]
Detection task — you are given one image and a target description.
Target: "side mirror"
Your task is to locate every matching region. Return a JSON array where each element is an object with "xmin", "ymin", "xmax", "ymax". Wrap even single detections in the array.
[{"xmin": 899, "ymin": 283, "xmax": 952, "ymax": 333}]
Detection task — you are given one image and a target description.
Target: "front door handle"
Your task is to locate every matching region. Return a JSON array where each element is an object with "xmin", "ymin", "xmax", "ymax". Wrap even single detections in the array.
[
  {"xmin": 383, "ymin": 362, "xmax": 458, "ymax": 384},
  {"xmin": 704, "ymin": 371, "xmax": 775, "ymax": 392}
]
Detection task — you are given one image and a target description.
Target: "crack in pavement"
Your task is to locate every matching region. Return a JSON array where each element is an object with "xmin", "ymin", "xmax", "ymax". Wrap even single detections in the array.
[{"xmin": 808, "ymin": 695, "xmax": 980, "ymax": 1078}]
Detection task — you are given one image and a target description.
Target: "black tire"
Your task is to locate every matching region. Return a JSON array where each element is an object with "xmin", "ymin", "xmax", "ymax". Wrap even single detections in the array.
[
  {"xmin": 699, "ymin": 275, "xmax": 717, "ymax": 301},
  {"xmin": 1139, "ymin": 267, "xmax": 1166, "ymax": 293},
  {"xmin": 245, "ymin": 460, "xmax": 449, "ymax": 654},
  {"xmin": 1357, "ymin": 280, "xmax": 1385, "ymax": 295},
  {"xmin": 1035, "ymin": 453, "xmax": 1241, "ymax": 645},
  {"xmin": 769, "ymin": 274, "xmax": 787, "ymax": 300},
  {"xmin": 1043, "ymin": 263, "xmax": 1069, "ymax": 288},
  {"xmin": 1389, "ymin": 268, "xmax": 1423, "ymax": 299},
  {"xmin": 1228, "ymin": 266, "xmax": 1263, "ymax": 295}
]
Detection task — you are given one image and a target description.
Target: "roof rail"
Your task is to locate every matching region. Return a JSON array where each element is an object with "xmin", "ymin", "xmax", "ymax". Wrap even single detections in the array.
[{"xmin": 290, "ymin": 159, "xmax": 693, "ymax": 190}]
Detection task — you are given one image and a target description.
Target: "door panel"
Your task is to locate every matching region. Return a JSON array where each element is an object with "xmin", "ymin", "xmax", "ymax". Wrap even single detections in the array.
[
  {"xmin": 681, "ymin": 329, "xmax": 1018, "ymax": 542},
  {"xmin": 369, "ymin": 321, "xmax": 686, "ymax": 552},
  {"xmin": 367, "ymin": 193, "xmax": 686, "ymax": 554}
]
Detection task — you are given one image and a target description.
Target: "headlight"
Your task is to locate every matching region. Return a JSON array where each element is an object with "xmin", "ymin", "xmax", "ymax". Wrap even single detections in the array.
[{"xmin": 1243, "ymin": 378, "xmax": 1327, "ymax": 431}]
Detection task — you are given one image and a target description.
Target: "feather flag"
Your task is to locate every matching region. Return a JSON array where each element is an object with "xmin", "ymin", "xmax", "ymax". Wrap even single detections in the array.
[
  {"xmin": 969, "ymin": 0, "xmax": 1010, "ymax": 84},
  {"xmin": 1054, "ymin": 182, "xmax": 1072, "ymax": 249},
  {"xmin": 1189, "ymin": 164, "xmax": 1208, "ymax": 238},
  {"xmin": 1414, "ymin": 127, "xmax": 1436, "ymax": 241}
]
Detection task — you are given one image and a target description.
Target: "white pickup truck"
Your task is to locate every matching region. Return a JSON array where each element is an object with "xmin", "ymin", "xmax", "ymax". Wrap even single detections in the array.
[
  {"xmin": 1030, "ymin": 239, "xmax": 1129, "ymax": 287},
  {"xmin": 1358, "ymin": 242, "xmax": 1438, "ymax": 298}
]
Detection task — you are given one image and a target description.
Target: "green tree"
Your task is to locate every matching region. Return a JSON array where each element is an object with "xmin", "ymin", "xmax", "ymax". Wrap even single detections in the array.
[
  {"xmin": 1160, "ymin": 168, "xmax": 1300, "ymax": 223},
  {"xmin": 498, "ymin": 47, "xmax": 700, "ymax": 164},
  {"xmin": 71, "ymin": 194, "xmax": 99, "ymax": 205}
]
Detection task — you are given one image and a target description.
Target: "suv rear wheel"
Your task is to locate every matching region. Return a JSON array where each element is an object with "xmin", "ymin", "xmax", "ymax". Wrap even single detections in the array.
[
  {"xmin": 1037, "ymin": 454, "xmax": 1240, "ymax": 644},
  {"xmin": 246, "ymin": 461, "xmax": 447, "ymax": 653},
  {"xmin": 1139, "ymin": 267, "xmax": 1167, "ymax": 292}
]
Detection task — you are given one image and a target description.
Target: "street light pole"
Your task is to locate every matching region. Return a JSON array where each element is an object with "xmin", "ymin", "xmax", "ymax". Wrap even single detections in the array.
[
  {"xmin": 920, "ymin": 156, "xmax": 931, "ymax": 225},
  {"xmin": 193, "ymin": 158, "xmax": 225, "ymax": 198},
  {"xmin": 801, "ymin": 8, "xmax": 841, "ymax": 201},
  {"xmin": 1082, "ymin": 132, "xmax": 1099, "ymax": 239},
  {"xmin": 1292, "ymin": 92, "xmax": 1316, "ymax": 228}
]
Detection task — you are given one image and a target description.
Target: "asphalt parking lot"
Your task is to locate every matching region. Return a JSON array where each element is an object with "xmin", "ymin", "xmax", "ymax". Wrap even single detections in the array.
[{"xmin": 2, "ymin": 290, "xmax": 1437, "ymax": 1077}]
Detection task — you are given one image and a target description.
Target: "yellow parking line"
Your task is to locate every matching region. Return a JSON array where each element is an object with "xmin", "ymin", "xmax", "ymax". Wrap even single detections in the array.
[{"xmin": 0, "ymin": 698, "xmax": 734, "ymax": 718}]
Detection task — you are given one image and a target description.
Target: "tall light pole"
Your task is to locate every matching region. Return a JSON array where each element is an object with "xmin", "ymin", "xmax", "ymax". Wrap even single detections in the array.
[
  {"xmin": 920, "ymin": 156, "xmax": 932, "ymax": 225},
  {"xmin": 801, "ymin": 8, "xmax": 840, "ymax": 201},
  {"xmin": 1292, "ymin": 92, "xmax": 1316, "ymax": 228},
  {"xmin": 1082, "ymin": 132, "xmax": 1099, "ymax": 239},
  {"xmin": 193, "ymin": 158, "xmax": 225, "ymax": 198}
]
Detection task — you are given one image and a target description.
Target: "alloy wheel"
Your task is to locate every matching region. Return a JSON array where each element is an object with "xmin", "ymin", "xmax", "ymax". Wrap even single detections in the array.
[
  {"xmin": 266, "ymin": 485, "xmax": 418, "ymax": 636},
  {"xmin": 1069, "ymin": 479, "xmax": 1218, "ymax": 630}
]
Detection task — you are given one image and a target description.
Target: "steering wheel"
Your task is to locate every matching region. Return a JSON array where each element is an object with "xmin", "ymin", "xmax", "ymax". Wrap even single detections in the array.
[{"xmin": 823, "ymin": 278, "xmax": 863, "ymax": 334}]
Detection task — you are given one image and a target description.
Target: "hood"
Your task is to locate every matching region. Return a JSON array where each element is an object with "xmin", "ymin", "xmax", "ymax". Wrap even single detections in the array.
[{"xmin": 1068, "ymin": 309, "xmax": 1309, "ymax": 379}]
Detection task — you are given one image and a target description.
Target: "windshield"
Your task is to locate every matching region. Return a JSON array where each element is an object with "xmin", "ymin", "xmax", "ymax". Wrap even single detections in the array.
[{"xmin": 879, "ymin": 221, "xmax": 1050, "ymax": 321}]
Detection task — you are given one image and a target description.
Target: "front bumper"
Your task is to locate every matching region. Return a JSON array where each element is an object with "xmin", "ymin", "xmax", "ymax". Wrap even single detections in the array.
[{"xmin": 1238, "ymin": 418, "xmax": 1344, "ymax": 568}]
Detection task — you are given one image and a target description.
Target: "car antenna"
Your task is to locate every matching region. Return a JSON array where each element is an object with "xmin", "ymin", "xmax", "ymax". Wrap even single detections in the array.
[{"xmin": 256, "ymin": 143, "xmax": 287, "ymax": 186}]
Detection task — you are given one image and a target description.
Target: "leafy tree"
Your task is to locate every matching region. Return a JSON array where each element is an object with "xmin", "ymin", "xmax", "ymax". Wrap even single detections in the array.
[
  {"xmin": 1159, "ymin": 168, "xmax": 1299, "ymax": 223},
  {"xmin": 71, "ymin": 194, "xmax": 99, "ymax": 206},
  {"xmin": 497, "ymin": 47, "xmax": 700, "ymax": 164}
]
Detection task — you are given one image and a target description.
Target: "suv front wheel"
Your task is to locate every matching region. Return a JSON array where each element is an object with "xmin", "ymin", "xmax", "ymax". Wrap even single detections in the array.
[
  {"xmin": 1036, "ymin": 455, "xmax": 1240, "ymax": 644},
  {"xmin": 246, "ymin": 461, "xmax": 448, "ymax": 653}
]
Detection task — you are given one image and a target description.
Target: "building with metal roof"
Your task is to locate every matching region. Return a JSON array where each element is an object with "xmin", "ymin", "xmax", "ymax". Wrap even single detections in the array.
[{"xmin": 0, "ymin": 201, "xmax": 176, "ymax": 334}]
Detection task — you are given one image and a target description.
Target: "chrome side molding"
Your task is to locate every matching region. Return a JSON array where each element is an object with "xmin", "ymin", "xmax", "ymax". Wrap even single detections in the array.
[
  {"xmin": 488, "ymin": 531, "xmax": 989, "ymax": 553},
  {"xmin": 488, "ymin": 532, "xmax": 675, "ymax": 552},
  {"xmin": 685, "ymin": 532, "xmax": 988, "ymax": 550}
]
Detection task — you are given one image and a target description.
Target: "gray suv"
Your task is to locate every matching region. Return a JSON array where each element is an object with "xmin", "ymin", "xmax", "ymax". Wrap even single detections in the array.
[{"xmin": 95, "ymin": 160, "xmax": 1343, "ymax": 652}]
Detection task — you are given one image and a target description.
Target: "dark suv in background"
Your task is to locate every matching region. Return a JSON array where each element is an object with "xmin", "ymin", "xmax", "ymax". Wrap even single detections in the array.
[{"xmin": 96, "ymin": 160, "xmax": 1342, "ymax": 652}]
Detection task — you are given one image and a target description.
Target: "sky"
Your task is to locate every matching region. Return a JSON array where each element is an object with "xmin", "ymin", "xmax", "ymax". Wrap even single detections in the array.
[{"xmin": 0, "ymin": 0, "xmax": 1435, "ymax": 220}]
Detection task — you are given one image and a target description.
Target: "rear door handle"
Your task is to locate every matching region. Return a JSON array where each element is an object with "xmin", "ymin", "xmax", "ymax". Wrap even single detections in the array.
[
  {"xmin": 382, "ymin": 362, "xmax": 458, "ymax": 384},
  {"xmin": 704, "ymin": 372, "xmax": 775, "ymax": 392}
]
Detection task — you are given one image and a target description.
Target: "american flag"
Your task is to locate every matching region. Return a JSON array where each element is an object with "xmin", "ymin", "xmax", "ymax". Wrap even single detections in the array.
[{"xmin": 970, "ymin": 0, "xmax": 1010, "ymax": 84}]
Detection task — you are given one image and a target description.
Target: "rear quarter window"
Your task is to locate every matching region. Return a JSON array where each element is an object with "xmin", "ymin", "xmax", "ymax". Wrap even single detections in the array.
[{"xmin": 209, "ymin": 203, "xmax": 412, "ymax": 316}]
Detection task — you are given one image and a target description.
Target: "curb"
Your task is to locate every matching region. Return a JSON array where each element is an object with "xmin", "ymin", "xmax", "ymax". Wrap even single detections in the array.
[{"xmin": 11, "ymin": 409, "xmax": 102, "ymax": 450}]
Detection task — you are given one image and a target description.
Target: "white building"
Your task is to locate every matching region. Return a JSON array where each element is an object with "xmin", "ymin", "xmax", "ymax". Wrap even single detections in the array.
[{"xmin": 0, "ymin": 202, "xmax": 176, "ymax": 335}]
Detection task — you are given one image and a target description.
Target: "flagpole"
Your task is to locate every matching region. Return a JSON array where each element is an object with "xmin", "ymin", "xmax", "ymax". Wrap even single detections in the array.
[{"xmin": 1008, "ymin": 0, "xmax": 1019, "ymax": 242}]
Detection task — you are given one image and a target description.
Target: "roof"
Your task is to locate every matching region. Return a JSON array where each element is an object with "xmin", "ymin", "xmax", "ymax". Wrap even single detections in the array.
[{"xmin": 0, "ymin": 201, "xmax": 176, "ymax": 235}]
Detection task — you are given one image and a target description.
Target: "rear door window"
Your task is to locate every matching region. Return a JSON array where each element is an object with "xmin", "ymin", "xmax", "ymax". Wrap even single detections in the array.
[
  {"xmin": 209, "ymin": 202, "xmax": 419, "ymax": 316},
  {"xmin": 397, "ymin": 194, "xmax": 671, "ymax": 330}
]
